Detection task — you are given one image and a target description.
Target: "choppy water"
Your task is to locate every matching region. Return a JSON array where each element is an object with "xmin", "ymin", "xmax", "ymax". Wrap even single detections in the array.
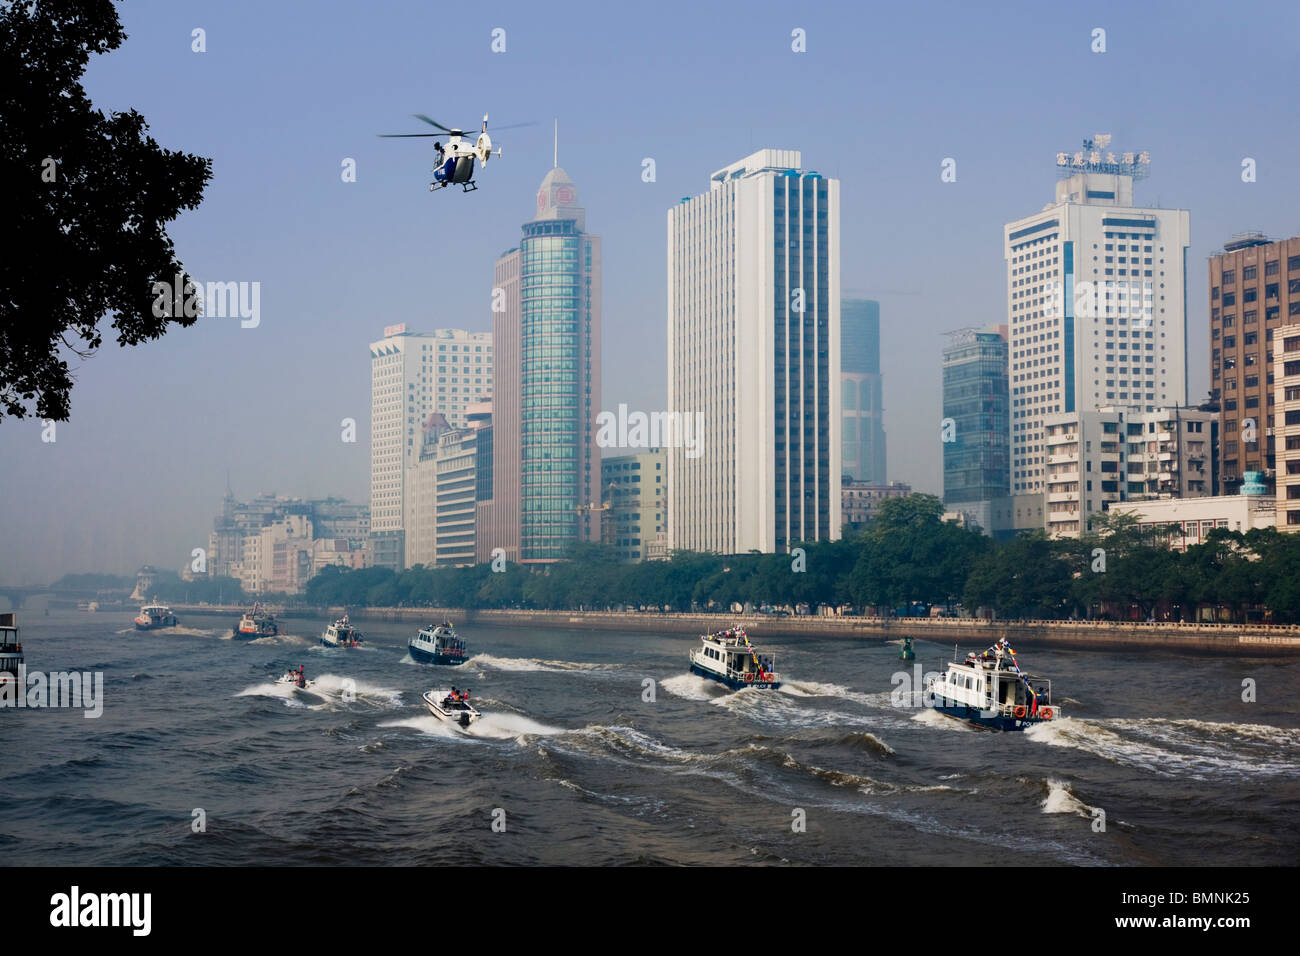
[{"xmin": 3, "ymin": 610, "xmax": 1298, "ymax": 865}]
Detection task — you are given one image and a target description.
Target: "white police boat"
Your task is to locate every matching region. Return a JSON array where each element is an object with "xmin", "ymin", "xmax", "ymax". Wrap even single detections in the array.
[
  {"xmin": 409, "ymin": 621, "xmax": 467, "ymax": 665},
  {"xmin": 320, "ymin": 614, "xmax": 364, "ymax": 648},
  {"xmin": 925, "ymin": 638, "xmax": 1059, "ymax": 731},
  {"xmin": 422, "ymin": 687, "xmax": 480, "ymax": 727},
  {"xmin": 688, "ymin": 625, "xmax": 780, "ymax": 690}
]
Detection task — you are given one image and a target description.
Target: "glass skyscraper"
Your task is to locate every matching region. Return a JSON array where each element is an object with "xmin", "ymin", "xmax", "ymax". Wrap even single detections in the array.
[
  {"xmin": 942, "ymin": 327, "xmax": 1010, "ymax": 507},
  {"xmin": 841, "ymin": 299, "xmax": 886, "ymax": 482},
  {"xmin": 489, "ymin": 166, "xmax": 602, "ymax": 563}
]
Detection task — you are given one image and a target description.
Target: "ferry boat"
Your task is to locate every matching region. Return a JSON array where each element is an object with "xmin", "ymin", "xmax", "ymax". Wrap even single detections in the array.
[
  {"xmin": 233, "ymin": 603, "xmax": 278, "ymax": 640},
  {"xmin": 0, "ymin": 613, "xmax": 21, "ymax": 690},
  {"xmin": 422, "ymin": 687, "xmax": 480, "ymax": 727},
  {"xmin": 134, "ymin": 602, "xmax": 178, "ymax": 630},
  {"xmin": 925, "ymin": 638, "xmax": 1060, "ymax": 731},
  {"xmin": 688, "ymin": 625, "xmax": 780, "ymax": 690},
  {"xmin": 408, "ymin": 621, "xmax": 467, "ymax": 665},
  {"xmin": 320, "ymin": 615, "xmax": 363, "ymax": 648}
]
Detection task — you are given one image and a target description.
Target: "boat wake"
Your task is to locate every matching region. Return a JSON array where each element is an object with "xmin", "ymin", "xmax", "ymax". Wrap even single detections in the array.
[
  {"xmin": 713, "ymin": 688, "xmax": 882, "ymax": 730},
  {"xmin": 659, "ymin": 673, "xmax": 730, "ymax": 701},
  {"xmin": 380, "ymin": 711, "xmax": 563, "ymax": 741},
  {"xmin": 778, "ymin": 679, "xmax": 881, "ymax": 707},
  {"xmin": 308, "ymin": 674, "xmax": 404, "ymax": 708},
  {"xmin": 471, "ymin": 653, "xmax": 612, "ymax": 674},
  {"xmin": 910, "ymin": 709, "xmax": 974, "ymax": 731},
  {"xmin": 1024, "ymin": 716, "xmax": 1300, "ymax": 779}
]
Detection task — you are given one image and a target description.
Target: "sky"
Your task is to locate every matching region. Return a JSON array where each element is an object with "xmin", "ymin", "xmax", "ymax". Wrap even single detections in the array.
[{"xmin": 2, "ymin": 0, "xmax": 1298, "ymax": 585}]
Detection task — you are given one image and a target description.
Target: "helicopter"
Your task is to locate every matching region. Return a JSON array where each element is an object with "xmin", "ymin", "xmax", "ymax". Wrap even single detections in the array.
[{"xmin": 379, "ymin": 113, "xmax": 531, "ymax": 192}]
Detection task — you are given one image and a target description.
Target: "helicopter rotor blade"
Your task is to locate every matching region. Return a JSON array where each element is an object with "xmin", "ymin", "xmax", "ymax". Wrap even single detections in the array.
[
  {"xmin": 413, "ymin": 114, "xmax": 458, "ymax": 133},
  {"xmin": 481, "ymin": 121, "xmax": 538, "ymax": 132},
  {"xmin": 378, "ymin": 133, "xmax": 442, "ymax": 138}
]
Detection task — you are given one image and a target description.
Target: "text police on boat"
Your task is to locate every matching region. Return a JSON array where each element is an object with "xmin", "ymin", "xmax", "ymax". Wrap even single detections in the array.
[
  {"xmin": 409, "ymin": 620, "xmax": 467, "ymax": 665},
  {"xmin": 925, "ymin": 638, "xmax": 1060, "ymax": 731},
  {"xmin": 688, "ymin": 625, "xmax": 780, "ymax": 690}
]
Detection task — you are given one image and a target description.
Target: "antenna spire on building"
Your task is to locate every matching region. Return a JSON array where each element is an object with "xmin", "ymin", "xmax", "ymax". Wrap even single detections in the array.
[{"xmin": 554, "ymin": 118, "xmax": 558, "ymax": 169}]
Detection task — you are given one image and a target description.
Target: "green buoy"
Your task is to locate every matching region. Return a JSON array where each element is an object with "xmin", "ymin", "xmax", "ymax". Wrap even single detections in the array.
[{"xmin": 900, "ymin": 635, "xmax": 915, "ymax": 661}]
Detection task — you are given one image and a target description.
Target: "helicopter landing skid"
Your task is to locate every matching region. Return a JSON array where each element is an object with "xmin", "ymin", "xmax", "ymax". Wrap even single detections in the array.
[{"xmin": 461, "ymin": 181, "xmax": 478, "ymax": 192}]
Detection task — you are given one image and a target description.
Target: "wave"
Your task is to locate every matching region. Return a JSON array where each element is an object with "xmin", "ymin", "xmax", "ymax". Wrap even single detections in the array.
[
  {"xmin": 778, "ymin": 679, "xmax": 881, "ymax": 707},
  {"xmin": 659, "ymin": 673, "xmax": 729, "ymax": 702},
  {"xmin": 1040, "ymin": 778, "xmax": 1097, "ymax": 817},
  {"xmin": 1024, "ymin": 716, "xmax": 1300, "ymax": 779}
]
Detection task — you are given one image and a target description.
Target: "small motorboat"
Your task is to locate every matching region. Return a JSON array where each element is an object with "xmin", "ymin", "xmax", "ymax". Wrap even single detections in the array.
[
  {"xmin": 422, "ymin": 687, "xmax": 480, "ymax": 727},
  {"xmin": 275, "ymin": 666, "xmax": 314, "ymax": 690}
]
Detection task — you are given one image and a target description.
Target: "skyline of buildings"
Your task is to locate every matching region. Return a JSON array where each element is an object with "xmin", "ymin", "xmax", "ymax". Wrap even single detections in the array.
[
  {"xmin": 64, "ymin": 133, "xmax": 1300, "ymax": 582},
  {"xmin": 667, "ymin": 149, "xmax": 842, "ymax": 554}
]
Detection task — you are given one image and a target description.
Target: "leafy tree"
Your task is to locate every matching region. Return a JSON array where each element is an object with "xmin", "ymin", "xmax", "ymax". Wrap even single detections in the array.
[{"xmin": 1, "ymin": 0, "xmax": 212, "ymax": 421}]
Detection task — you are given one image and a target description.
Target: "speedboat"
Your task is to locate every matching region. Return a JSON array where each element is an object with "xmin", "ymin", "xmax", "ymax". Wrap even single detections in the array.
[
  {"xmin": 233, "ymin": 603, "xmax": 277, "ymax": 639},
  {"xmin": 275, "ymin": 668, "xmax": 314, "ymax": 690},
  {"xmin": 409, "ymin": 622, "xmax": 467, "ymax": 665},
  {"xmin": 422, "ymin": 688, "xmax": 480, "ymax": 727},
  {"xmin": 134, "ymin": 603, "xmax": 178, "ymax": 630},
  {"xmin": 925, "ymin": 638, "xmax": 1061, "ymax": 731},
  {"xmin": 320, "ymin": 615, "xmax": 363, "ymax": 648},
  {"xmin": 688, "ymin": 625, "xmax": 780, "ymax": 689}
]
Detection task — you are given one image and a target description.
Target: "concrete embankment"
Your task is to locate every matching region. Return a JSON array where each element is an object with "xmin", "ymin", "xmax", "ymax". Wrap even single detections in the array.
[{"xmin": 170, "ymin": 605, "xmax": 1300, "ymax": 657}]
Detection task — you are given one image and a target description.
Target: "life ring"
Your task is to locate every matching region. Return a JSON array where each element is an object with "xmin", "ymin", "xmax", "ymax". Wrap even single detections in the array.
[
  {"xmin": 1042, "ymin": 707, "xmax": 1054, "ymax": 720},
  {"xmin": 745, "ymin": 673, "xmax": 754, "ymax": 683},
  {"xmin": 1013, "ymin": 705, "xmax": 1027, "ymax": 718}
]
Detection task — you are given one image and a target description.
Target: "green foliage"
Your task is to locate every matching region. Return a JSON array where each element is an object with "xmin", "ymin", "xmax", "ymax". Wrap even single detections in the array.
[
  {"xmin": 288, "ymin": 494, "xmax": 1300, "ymax": 623},
  {"xmin": 1, "ymin": 0, "xmax": 212, "ymax": 420}
]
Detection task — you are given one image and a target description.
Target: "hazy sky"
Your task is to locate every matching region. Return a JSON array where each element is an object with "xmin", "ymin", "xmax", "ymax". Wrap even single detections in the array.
[{"xmin": 2, "ymin": 0, "xmax": 1298, "ymax": 585}]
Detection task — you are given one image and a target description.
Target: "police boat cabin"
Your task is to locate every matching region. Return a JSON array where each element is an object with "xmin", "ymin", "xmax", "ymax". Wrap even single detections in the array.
[
  {"xmin": 689, "ymin": 626, "xmax": 780, "ymax": 690},
  {"xmin": 926, "ymin": 638, "xmax": 1059, "ymax": 731}
]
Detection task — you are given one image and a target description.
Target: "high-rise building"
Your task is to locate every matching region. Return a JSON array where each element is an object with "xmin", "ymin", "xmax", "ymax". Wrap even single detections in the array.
[
  {"xmin": 1005, "ymin": 142, "xmax": 1190, "ymax": 495},
  {"xmin": 668, "ymin": 149, "xmax": 841, "ymax": 554},
  {"xmin": 841, "ymin": 299, "xmax": 886, "ymax": 482},
  {"xmin": 479, "ymin": 165, "xmax": 602, "ymax": 564},
  {"xmin": 601, "ymin": 448, "xmax": 667, "ymax": 562},
  {"xmin": 1208, "ymin": 235, "xmax": 1300, "ymax": 492},
  {"xmin": 1042, "ymin": 405, "xmax": 1215, "ymax": 536},
  {"xmin": 369, "ymin": 325, "xmax": 492, "ymax": 570},
  {"xmin": 942, "ymin": 326, "xmax": 1009, "ymax": 528},
  {"xmin": 1274, "ymin": 324, "xmax": 1300, "ymax": 531}
]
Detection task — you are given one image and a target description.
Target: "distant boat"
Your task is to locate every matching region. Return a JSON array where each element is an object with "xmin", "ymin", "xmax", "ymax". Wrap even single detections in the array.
[
  {"xmin": 0, "ymin": 613, "xmax": 22, "ymax": 686},
  {"xmin": 409, "ymin": 622, "xmax": 467, "ymax": 665},
  {"xmin": 925, "ymin": 638, "xmax": 1061, "ymax": 731},
  {"xmin": 320, "ymin": 615, "xmax": 363, "ymax": 648},
  {"xmin": 688, "ymin": 625, "xmax": 780, "ymax": 690},
  {"xmin": 134, "ymin": 603, "xmax": 178, "ymax": 630},
  {"xmin": 233, "ymin": 603, "xmax": 278, "ymax": 640}
]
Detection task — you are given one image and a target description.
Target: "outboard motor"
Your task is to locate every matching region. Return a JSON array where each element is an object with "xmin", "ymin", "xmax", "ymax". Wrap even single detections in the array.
[{"xmin": 459, "ymin": 712, "xmax": 471, "ymax": 728}]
